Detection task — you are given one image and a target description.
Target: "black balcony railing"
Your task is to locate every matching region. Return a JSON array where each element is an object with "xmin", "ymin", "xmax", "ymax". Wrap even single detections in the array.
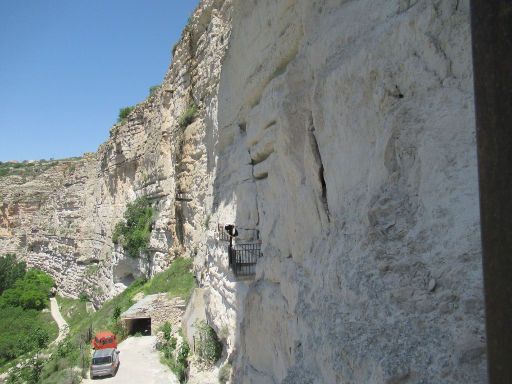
[{"xmin": 229, "ymin": 242, "xmax": 262, "ymax": 277}]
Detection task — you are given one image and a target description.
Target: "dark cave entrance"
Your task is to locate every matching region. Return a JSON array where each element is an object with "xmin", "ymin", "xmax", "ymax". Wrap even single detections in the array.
[{"xmin": 124, "ymin": 317, "xmax": 152, "ymax": 336}]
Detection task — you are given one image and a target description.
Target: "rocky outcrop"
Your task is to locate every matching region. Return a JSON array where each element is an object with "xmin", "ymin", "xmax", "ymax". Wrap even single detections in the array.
[{"xmin": 0, "ymin": 0, "xmax": 485, "ymax": 382}]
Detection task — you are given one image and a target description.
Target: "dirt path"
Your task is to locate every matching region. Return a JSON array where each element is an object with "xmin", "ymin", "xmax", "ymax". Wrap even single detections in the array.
[
  {"xmin": 50, "ymin": 297, "xmax": 69, "ymax": 344},
  {"xmin": 82, "ymin": 336, "xmax": 179, "ymax": 384}
]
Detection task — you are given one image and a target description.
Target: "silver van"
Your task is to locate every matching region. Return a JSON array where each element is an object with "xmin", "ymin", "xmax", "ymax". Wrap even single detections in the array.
[{"xmin": 90, "ymin": 348, "xmax": 120, "ymax": 379}]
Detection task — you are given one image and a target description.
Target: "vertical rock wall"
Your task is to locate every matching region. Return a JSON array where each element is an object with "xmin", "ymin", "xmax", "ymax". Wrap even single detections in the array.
[{"xmin": 202, "ymin": 0, "xmax": 485, "ymax": 383}]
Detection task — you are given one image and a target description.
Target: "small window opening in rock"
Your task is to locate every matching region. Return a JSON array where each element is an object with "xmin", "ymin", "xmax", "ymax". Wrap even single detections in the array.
[
  {"xmin": 394, "ymin": 85, "xmax": 404, "ymax": 99},
  {"xmin": 239, "ymin": 123, "xmax": 247, "ymax": 134},
  {"xmin": 119, "ymin": 273, "xmax": 135, "ymax": 287}
]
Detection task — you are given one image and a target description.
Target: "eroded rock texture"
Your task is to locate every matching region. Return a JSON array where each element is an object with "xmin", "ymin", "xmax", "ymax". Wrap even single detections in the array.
[
  {"xmin": 0, "ymin": 0, "xmax": 484, "ymax": 382},
  {"xmin": 203, "ymin": 0, "xmax": 484, "ymax": 383}
]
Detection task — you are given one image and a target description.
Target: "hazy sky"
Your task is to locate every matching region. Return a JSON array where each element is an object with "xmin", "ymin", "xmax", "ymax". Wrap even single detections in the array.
[{"xmin": 0, "ymin": 0, "xmax": 200, "ymax": 161}]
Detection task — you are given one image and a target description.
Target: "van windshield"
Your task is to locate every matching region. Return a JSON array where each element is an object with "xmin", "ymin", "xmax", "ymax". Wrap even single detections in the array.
[{"xmin": 92, "ymin": 356, "xmax": 112, "ymax": 365}]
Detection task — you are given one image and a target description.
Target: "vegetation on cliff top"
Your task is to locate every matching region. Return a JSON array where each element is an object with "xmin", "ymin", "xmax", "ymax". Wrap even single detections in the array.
[
  {"xmin": 112, "ymin": 197, "xmax": 154, "ymax": 258},
  {"xmin": 117, "ymin": 106, "xmax": 135, "ymax": 123},
  {"xmin": 0, "ymin": 160, "xmax": 58, "ymax": 179},
  {"xmin": 0, "ymin": 157, "xmax": 83, "ymax": 180}
]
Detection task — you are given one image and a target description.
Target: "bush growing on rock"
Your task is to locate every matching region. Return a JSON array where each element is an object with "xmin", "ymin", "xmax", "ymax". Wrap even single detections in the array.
[
  {"xmin": 117, "ymin": 106, "xmax": 135, "ymax": 123},
  {"xmin": 178, "ymin": 103, "xmax": 198, "ymax": 128},
  {"xmin": 78, "ymin": 292, "xmax": 89, "ymax": 302},
  {"xmin": 158, "ymin": 324, "xmax": 189, "ymax": 384},
  {"xmin": 218, "ymin": 363, "xmax": 232, "ymax": 384},
  {"xmin": 112, "ymin": 197, "xmax": 154, "ymax": 258},
  {"xmin": 195, "ymin": 320, "xmax": 222, "ymax": 365},
  {"xmin": 149, "ymin": 85, "xmax": 160, "ymax": 97}
]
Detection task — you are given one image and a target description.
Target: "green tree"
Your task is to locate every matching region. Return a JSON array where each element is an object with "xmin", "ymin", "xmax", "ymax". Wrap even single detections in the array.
[
  {"xmin": 0, "ymin": 269, "xmax": 54, "ymax": 310},
  {"xmin": 0, "ymin": 254, "xmax": 26, "ymax": 294}
]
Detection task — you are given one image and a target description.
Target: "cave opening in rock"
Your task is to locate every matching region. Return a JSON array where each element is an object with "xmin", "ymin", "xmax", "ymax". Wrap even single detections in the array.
[
  {"xmin": 124, "ymin": 317, "xmax": 151, "ymax": 336},
  {"xmin": 119, "ymin": 273, "xmax": 135, "ymax": 287}
]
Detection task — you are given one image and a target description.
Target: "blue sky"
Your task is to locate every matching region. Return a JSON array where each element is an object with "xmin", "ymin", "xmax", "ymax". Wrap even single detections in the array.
[{"xmin": 0, "ymin": 0, "xmax": 200, "ymax": 162}]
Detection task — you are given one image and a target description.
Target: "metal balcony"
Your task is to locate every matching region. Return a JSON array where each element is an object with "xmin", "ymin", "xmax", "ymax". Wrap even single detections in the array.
[{"xmin": 229, "ymin": 242, "xmax": 262, "ymax": 277}]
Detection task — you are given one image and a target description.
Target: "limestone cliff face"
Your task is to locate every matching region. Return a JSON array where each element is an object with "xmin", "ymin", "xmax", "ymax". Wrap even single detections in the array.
[
  {"xmin": 0, "ymin": 0, "xmax": 485, "ymax": 382},
  {"xmin": 201, "ymin": 0, "xmax": 484, "ymax": 383}
]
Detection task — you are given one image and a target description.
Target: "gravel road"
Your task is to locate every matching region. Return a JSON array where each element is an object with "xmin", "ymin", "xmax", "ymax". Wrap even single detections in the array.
[
  {"xmin": 50, "ymin": 297, "xmax": 69, "ymax": 344},
  {"xmin": 83, "ymin": 336, "xmax": 178, "ymax": 384}
]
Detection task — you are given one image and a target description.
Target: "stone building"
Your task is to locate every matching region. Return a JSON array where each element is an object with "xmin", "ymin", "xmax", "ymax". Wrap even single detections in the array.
[{"xmin": 120, "ymin": 294, "xmax": 186, "ymax": 336}]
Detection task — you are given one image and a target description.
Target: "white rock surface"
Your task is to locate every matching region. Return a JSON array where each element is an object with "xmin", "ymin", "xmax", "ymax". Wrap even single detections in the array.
[{"xmin": 202, "ymin": 0, "xmax": 485, "ymax": 383}]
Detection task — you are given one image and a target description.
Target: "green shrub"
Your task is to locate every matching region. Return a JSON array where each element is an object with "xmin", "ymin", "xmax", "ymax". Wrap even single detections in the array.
[
  {"xmin": 178, "ymin": 103, "xmax": 198, "ymax": 128},
  {"xmin": 149, "ymin": 85, "xmax": 160, "ymax": 97},
  {"xmin": 110, "ymin": 320, "xmax": 128, "ymax": 342},
  {"xmin": 160, "ymin": 322, "xmax": 173, "ymax": 341},
  {"xmin": 195, "ymin": 321, "xmax": 222, "ymax": 365},
  {"xmin": 0, "ymin": 269, "xmax": 54, "ymax": 310},
  {"xmin": 112, "ymin": 197, "xmax": 154, "ymax": 258},
  {"xmin": 171, "ymin": 341, "xmax": 189, "ymax": 383},
  {"xmin": 0, "ymin": 254, "xmax": 26, "ymax": 295},
  {"xmin": 78, "ymin": 292, "xmax": 89, "ymax": 302},
  {"xmin": 218, "ymin": 363, "xmax": 232, "ymax": 384},
  {"xmin": 160, "ymin": 330, "xmax": 189, "ymax": 384},
  {"xmin": 118, "ymin": 106, "xmax": 135, "ymax": 123},
  {"xmin": 0, "ymin": 307, "xmax": 54, "ymax": 365},
  {"xmin": 112, "ymin": 305, "xmax": 121, "ymax": 322},
  {"xmin": 40, "ymin": 337, "xmax": 85, "ymax": 384}
]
